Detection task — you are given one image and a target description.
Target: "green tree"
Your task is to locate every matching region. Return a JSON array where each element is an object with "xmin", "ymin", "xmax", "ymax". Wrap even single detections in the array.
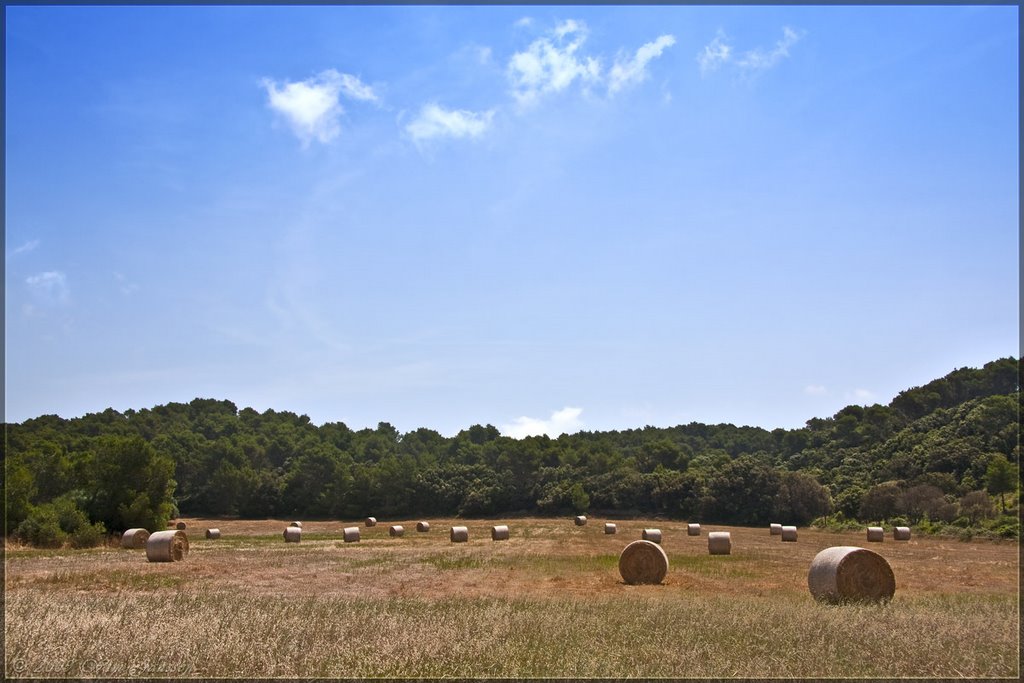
[
  {"xmin": 774, "ymin": 471, "xmax": 832, "ymax": 525},
  {"xmin": 85, "ymin": 436, "xmax": 176, "ymax": 531},
  {"xmin": 985, "ymin": 454, "xmax": 1019, "ymax": 513}
]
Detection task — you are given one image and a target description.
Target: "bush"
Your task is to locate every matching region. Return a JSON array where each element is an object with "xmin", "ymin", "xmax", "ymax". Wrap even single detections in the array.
[
  {"xmin": 15, "ymin": 506, "xmax": 68, "ymax": 547},
  {"xmin": 71, "ymin": 522, "xmax": 108, "ymax": 548}
]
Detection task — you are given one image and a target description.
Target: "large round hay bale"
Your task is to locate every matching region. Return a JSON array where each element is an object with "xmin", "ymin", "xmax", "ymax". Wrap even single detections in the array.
[
  {"xmin": 687, "ymin": 523, "xmax": 701, "ymax": 536},
  {"xmin": 343, "ymin": 526, "xmax": 360, "ymax": 543},
  {"xmin": 389, "ymin": 525, "xmax": 405, "ymax": 538},
  {"xmin": 450, "ymin": 526, "xmax": 469, "ymax": 543},
  {"xmin": 491, "ymin": 525, "xmax": 510, "ymax": 541},
  {"xmin": 146, "ymin": 530, "xmax": 189, "ymax": 562},
  {"xmin": 769, "ymin": 523, "xmax": 782, "ymax": 536},
  {"xmin": 641, "ymin": 528, "xmax": 662, "ymax": 544},
  {"xmin": 205, "ymin": 528, "xmax": 221, "ymax": 540},
  {"xmin": 893, "ymin": 526, "xmax": 911, "ymax": 541},
  {"xmin": 808, "ymin": 546, "xmax": 895, "ymax": 604},
  {"xmin": 175, "ymin": 522, "xmax": 187, "ymax": 530},
  {"xmin": 121, "ymin": 528, "xmax": 150, "ymax": 549},
  {"xmin": 708, "ymin": 531, "xmax": 731, "ymax": 555},
  {"xmin": 781, "ymin": 526, "xmax": 798, "ymax": 542},
  {"xmin": 283, "ymin": 526, "xmax": 301, "ymax": 543},
  {"xmin": 866, "ymin": 526, "xmax": 884, "ymax": 542},
  {"xmin": 289, "ymin": 521, "xmax": 302, "ymax": 528},
  {"xmin": 416, "ymin": 521, "xmax": 430, "ymax": 532},
  {"xmin": 604, "ymin": 523, "xmax": 617, "ymax": 534},
  {"xmin": 574, "ymin": 515, "xmax": 587, "ymax": 526},
  {"xmin": 365, "ymin": 517, "xmax": 377, "ymax": 527},
  {"xmin": 618, "ymin": 540, "xmax": 669, "ymax": 585}
]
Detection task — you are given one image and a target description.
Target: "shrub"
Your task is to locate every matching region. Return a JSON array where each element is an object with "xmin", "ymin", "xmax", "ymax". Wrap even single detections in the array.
[
  {"xmin": 15, "ymin": 506, "xmax": 68, "ymax": 547},
  {"xmin": 70, "ymin": 521, "xmax": 108, "ymax": 548}
]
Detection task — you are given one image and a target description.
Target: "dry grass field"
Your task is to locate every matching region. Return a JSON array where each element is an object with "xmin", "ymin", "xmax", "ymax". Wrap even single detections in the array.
[{"xmin": 4, "ymin": 517, "xmax": 1019, "ymax": 678}]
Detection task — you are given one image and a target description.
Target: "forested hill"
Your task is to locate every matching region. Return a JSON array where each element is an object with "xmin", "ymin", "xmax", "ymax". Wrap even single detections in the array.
[{"xmin": 5, "ymin": 357, "xmax": 1020, "ymax": 544}]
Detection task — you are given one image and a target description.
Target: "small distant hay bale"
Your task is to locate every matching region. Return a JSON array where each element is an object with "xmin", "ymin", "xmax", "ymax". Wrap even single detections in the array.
[
  {"xmin": 641, "ymin": 528, "xmax": 662, "ymax": 544},
  {"xmin": 491, "ymin": 525, "xmax": 510, "ymax": 541},
  {"xmin": 770, "ymin": 523, "xmax": 782, "ymax": 536},
  {"xmin": 121, "ymin": 528, "xmax": 150, "ymax": 549},
  {"xmin": 574, "ymin": 515, "xmax": 587, "ymax": 526},
  {"xmin": 618, "ymin": 540, "xmax": 669, "ymax": 585},
  {"xmin": 687, "ymin": 523, "xmax": 701, "ymax": 536},
  {"xmin": 175, "ymin": 522, "xmax": 187, "ymax": 530},
  {"xmin": 146, "ymin": 530, "xmax": 189, "ymax": 562},
  {"xmin": 365, "ymin": 517, "xmax": 377, "ymax": 527},
  {"xmin": 866, "ymin": 526, "xmax": 884, "ymax": 542},
  {"xmin": 708, "ymin": 531, "xmax": 731, "ymax": 555},
  {"xmin": 808, "ymin": 546, "xmax": 895, "ymax": 604},
  {"xmin": 283, "ymin": 526, "xmax": 301, "ymax": 543},
  {"xmin": 343, "ymin": 527, "xmax": 360, "ymax": 543},
  {"xmin": 166, "ymin": 520, "xmax": 176, "ymax": 527},
  {"xmin": 205, "ymin": 528, "xmax": 221, "ymax": 540},
  {"xmin": 389, "ymin": 525, "xmax": 405, "ymax": 538},
  {"xmin": 450, "ymin": 526, "xmax": 469, "ymax": 543},
  {"xmin": 893, "ymin": 526, "xmax": 911, "ymax": 541},
  {"xmin": 289, "ymin": 521, "xmax": 302, "ymax": 528},
  {"xmin": 416, "ymin": 521, "xmax": 430, "ymax": 532},
  {"xmin": 604, "ymin": 523, "xmax": 617, "ymax": 534},
  {"xmin": 781, "ymin": 526, "xmax": 798, "ymax": 542}
]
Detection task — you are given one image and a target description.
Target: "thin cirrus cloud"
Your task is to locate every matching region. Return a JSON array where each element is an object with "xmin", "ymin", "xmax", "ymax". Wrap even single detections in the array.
[
  {"xmin": 405, "ymin": 103, "xmax": 495, "ymax": 143},
  {"xmin": 26, "ymin": 271, "xmax": 69, "ymax": 305},
  {"xmin": 8, "ymin": 239, "xmax": 40, "ymax": 258},
  {"xmin": 261, "ymin": 69, "xmax": 377, "ymax": 146},
  {"xmin": 608, "ymin": 34, "xmax": 677, "ymax": 95},
  {"xmin": 501, "ymin": 406, "xmax": 585, "ymax": 439},
  {"xmin": 698, "ymin": 26, "xmax": 803, "ymax": 76}
]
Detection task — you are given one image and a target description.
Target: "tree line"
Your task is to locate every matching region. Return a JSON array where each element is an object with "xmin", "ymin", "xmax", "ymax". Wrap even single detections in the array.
[{"xmin": 4, "ymin": 357, "xmax": 1019, "ymax": 546}]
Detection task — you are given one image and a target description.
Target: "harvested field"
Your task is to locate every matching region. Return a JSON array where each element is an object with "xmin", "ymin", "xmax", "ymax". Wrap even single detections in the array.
[{"xmin": 4, "ymin": 517, "xmax": 1018, "ymax": 678}]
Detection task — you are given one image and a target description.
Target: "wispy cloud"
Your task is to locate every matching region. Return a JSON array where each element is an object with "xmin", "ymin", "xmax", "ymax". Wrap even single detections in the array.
[
  {"xmin": 405, "ymin": 103, "xmax": 495, "ymax": 142},
  {"xmin": 507, "ymin": 19, "xmax": 601, "ymax": 107},
  {"xmin": 698, "ymin": 27, "xmax": 803, "ymax": 76},
  {"xmin": 804, "ymin": 384, "xmax": 828, "ymax": 396},
  {"xmin": 608, "ymin": 34, "xmax": 676, "ymax": 95},
  {"xmin": 261, "ymin": 69, "xmax": 377, "ymax": 146},
  {"xmin": 113, "ymin": 271, "xmax": 140, "ymax": 296},
  {"xmin": 501, "ymin": 406, "xmax": 584, "ymax": 439},
  {"xmin": 848, "ymin": 388, "xmax": 875, "ymax": 403},
  {"xmin": 9, "ymin": 239, "xmax": 40, "ymax": 257},
  {"xmin": 26, "ymin": 271, "xmax": 69, "ymax": 305}
]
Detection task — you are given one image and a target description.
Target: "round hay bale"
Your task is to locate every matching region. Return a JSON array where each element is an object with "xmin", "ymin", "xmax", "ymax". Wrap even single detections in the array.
[
  {"xmin": 416, "ymin": 521, "xmax": 430, "ymax": 532},
  {"xmin": 894, "ymin": 526, "xmax": 911, "ymax": 541},
  {"xmin": 343, "ymin": 526, "xmax": 360, "ymax": 543},
  {"xmin": 641, "ymin": 528, "xmax": 662, "ymax": 544},
  {"xmin": 365, "ymin": 517, "xmax": 377, "ymax": 527},
  {"xmin": 866, "ymin": 526, "xmax": 884, "ymax": 542},
  {"xmin": 389, "ymin": 525, "xmax": 404, "ymax": 538},
  {"xmin": 618, "ymin": 540, "xmax": 669, "ymax": 585},
  {"xmin": 121, "ymin": 528, "xmax": 150, "ymax": 549},
  {"xmin": 808, "ymin": 546, "xmax": 895, "ymax": 604},
  {"xmin": 450, "ymin": 526, "xmax": 469, "ymax": 543},
  {"xmin": 175, "ymin": 522, "xmax": 187, "ymax": 530},
  {"xmin": 205, "ymin": 528, "xmax": 221, "ymax": 540},
  {"xmin": 781, "ymin": 526, "xmax": 798, "ymax": 542},
  {"xmin": 604, "ymin": 523, "xmax": 617, "ymax": 534},
  {"xmin": 491, "ymin": 525, "xmax": 510, "ymax": 541},
  {"xmin": 289, "ymin": 521, "xmax": 302, "ymax": 528},
  {"xmin": 687, "ymin": 523, "xmax": 701, "ymax": 536},
  {"xmin": 166, "ymin": 520, "xmax": 176, "ymax": 527},
  {"xmin": 146, "ymin": 530, "xmax": 189, "ymax": 562},
  {"xmin": 770, "ymin": 523, "xmax": 782, "ymax": 535},
  {"xmin": 283, "ymin": 526, "xmax": 301, "ymax": 543},
  {"xmin": 574, "ymin": 515, "xmax": 587, "ymax": 526},
  {"xmin": 708, "ymin": 531, "xmax": 731, "ymax": 555}
]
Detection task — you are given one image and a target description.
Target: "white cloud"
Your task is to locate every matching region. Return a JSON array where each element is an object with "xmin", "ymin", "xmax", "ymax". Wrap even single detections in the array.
[
  {"xmin": 698, "ymin": 27, "xmax": 803, "ymax": 76},
  {"xmin": 261, "ymin": 69, "xmax": 377, "ymax": 146},
  {"xmin": 507, "ymin": 19, "xmax": 601, "ymax": 107},
  {"xmin": 8, "ymin": 239, "xmax": 40, "ymax": 257},
  {"xmin": 26, "ymin": 271, "xmax": 69, "ymax": 305},
  {"xmin": 514, "ymin": 17, "xmax": 534, "ymax": 29},
  {"xmin": 804, "ymin": 385, "xmax": 828, "ymax": 396},
  {"xmin": 848, "ymin": 388, "xmax": 875, "ymax": 403},
  {"xmin": 405, "ymin": 104, "xmax": 495, "ymax": 142},
  {"xmin": 608, "ymin": 34, "xmax": 676, "ymax": 95},
  {"xmin": 698, "ymin": 31, "xmax": 732, "ymax": 75},
  {"xmin": 501, "ymin": 406, "xmax": 584, "ymax": 439}
]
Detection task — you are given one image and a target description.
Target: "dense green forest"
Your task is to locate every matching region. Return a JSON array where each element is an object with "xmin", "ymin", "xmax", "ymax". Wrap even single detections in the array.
[{"xmin": 4, "ymin": 357, "xmax": 1020, "ymax": 546}]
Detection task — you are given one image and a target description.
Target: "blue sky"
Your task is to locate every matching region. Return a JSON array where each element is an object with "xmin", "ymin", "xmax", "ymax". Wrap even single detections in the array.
[{"xmin": 5, "ymin": 5, "xmax": 1019, "ymax": 437}]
